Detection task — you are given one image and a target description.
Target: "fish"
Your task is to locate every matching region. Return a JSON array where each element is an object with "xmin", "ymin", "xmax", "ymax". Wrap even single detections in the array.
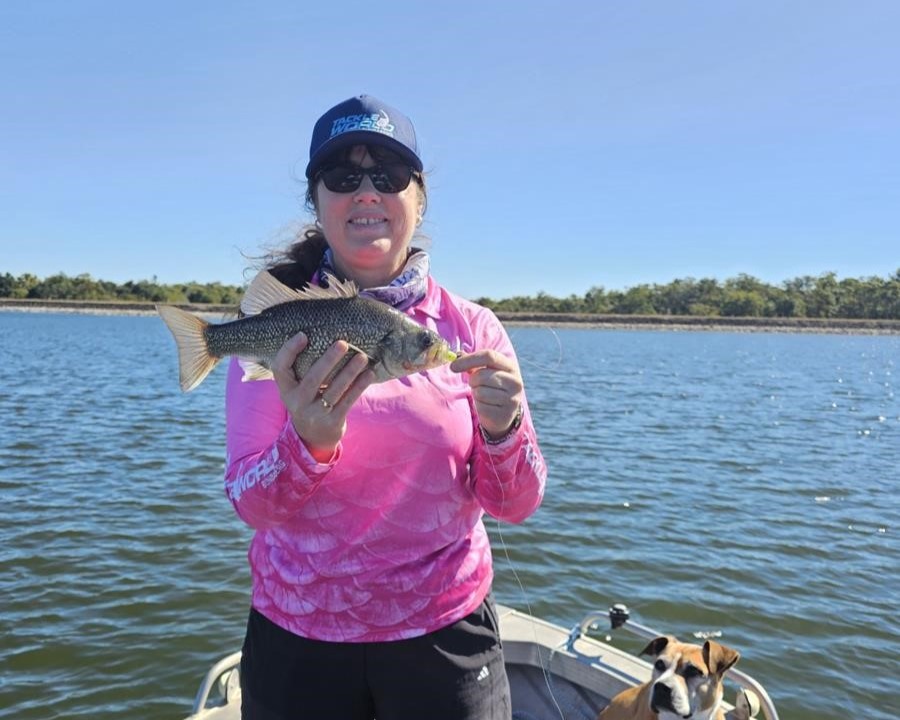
[{"xmin": 157, "ymin": 270, "xmax": 457, "ymax": 392}]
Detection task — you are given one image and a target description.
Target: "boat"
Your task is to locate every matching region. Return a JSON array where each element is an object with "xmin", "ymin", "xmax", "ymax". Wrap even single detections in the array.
[{"xmin": 184, "ymin": 602, "xmax": 779, "ymax": 720}]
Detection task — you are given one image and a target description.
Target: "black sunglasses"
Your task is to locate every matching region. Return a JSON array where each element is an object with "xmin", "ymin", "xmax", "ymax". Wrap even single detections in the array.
[{"xmin": 316, "ymin": 162, "xmax": 415, "ymax": 194}]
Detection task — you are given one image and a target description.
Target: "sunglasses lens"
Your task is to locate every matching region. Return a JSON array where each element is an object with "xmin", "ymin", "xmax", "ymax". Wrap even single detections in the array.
[
  {"xmin": 320, "ymin": 166, "xmax": 364, "ymax": 193},
  {"xmin": 319, "ymin": 163, "xmax": 414, "ymax": 193},
  {"xmin": 370, "ymin": 163, "xmax": 413, "ymax": 193}
]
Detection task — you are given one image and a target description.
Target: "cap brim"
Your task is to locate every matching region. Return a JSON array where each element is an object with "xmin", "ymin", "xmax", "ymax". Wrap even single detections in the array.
[{"xmin": 305, "ymin": 131, "xmax": 423, "ymax": 179}]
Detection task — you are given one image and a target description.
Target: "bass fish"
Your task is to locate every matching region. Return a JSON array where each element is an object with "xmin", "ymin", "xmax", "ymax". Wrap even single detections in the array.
[{"xmin": 157, "ymin": 270, "xmax": 457, "ymax": 392}]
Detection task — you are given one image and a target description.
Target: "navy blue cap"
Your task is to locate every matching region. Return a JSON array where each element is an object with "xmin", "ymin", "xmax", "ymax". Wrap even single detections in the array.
[{"xmin": 305, "ymin": 95, "xmax": 423, "ymax": 179}]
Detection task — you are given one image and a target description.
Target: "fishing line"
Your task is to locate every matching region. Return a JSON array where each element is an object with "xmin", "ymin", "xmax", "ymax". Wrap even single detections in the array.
[
  {"xmin": 474, "ymin": 323, "xmax": 570, "ymax": 718},
  {"xmin": 492, "ymin": 514, "xmax": 567, "ymax": 720},
  {"xmin": 460, "ymin": 324, "xmax": 568, "ymax": 717},
  {"xmin": 509, "ymin": 324, "xmax": 565, "ymax": 375},
  {"xmin": 485, "ymin": 430, "xmax": 567, "ymax": 720}
]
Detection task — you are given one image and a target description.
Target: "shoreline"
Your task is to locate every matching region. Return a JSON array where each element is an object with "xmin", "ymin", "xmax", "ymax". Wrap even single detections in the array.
[{"xmin": 1, "ymin": 298, "xmax": 899, "ymax": 335}]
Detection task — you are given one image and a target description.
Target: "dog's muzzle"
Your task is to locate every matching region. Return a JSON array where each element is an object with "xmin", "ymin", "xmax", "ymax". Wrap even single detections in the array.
[{"xmin": 651, "ymin": 683, "xmax": 674, "ymax": 713}]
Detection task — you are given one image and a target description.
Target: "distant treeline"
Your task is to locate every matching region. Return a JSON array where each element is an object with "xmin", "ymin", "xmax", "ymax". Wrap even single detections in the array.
[
  {"xmin": 476, "ymin": 270, "xmax": 900, "ymax": 320},
  {"xmin": 2, "ymin": 269, "xmax": 899, "ymax": 319},
  {"xmin": 0, "ymin": 272, "xmax": 243, "ymax": 305}
]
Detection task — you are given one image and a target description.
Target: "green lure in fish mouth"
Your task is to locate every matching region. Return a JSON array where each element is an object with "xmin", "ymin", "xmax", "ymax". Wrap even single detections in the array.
[{"xmin": 403, "ymin": 344, "xmax": 456, "ymax": 372}]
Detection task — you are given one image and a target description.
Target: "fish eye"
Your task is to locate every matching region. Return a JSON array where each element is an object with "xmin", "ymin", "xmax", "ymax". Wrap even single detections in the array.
[
  {"xmin": 654, "ymin": 660, "xmax": 667, "ymax": 672},
  {"xmin": 419, "ymin": 331, "xmax": 434, "ymax": 348}
]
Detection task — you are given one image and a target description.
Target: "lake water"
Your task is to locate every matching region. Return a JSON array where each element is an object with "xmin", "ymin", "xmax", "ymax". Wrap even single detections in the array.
[{"xmin": 0, "ymin": 311, "xmax": 897, "ymax": 719}]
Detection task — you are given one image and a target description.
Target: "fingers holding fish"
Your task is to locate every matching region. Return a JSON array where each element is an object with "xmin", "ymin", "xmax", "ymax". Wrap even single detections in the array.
[
  {"xmin": 271, "ymin": 331, "xmax": 310, "ymax": 386},
  {"xmin": 314, "ymin": 349, "xmax": 375, "ymax": 416},
  {"xmin": 277, "ymin": 338, "xmax": 375, "ymax": 462}
]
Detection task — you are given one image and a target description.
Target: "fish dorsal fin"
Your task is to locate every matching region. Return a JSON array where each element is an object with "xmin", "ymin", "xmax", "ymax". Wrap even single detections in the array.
[
  {"xmin": 240, "ymin": 270, "xmax": 359, "ymax": 316},
  {"xmin": 294, "ymin": 272, "xmax": 359, "ymax": 300},
  {"xmin": 241, "ymin": 270, "xmax": 307, "ymax": 316}
]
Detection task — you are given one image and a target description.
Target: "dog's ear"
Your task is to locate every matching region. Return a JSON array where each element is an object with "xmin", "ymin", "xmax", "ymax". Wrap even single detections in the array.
[
  {"xmin": 703, "ymin": 640, "xmax": 740, "ymax": 676},
  {"xmin": 639, "ymin": 635, "xmax": 672, "ymax": 657}
]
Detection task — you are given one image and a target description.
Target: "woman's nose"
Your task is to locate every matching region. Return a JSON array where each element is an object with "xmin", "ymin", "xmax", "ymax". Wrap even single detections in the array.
[{"xmin": 353, "ymin": 174, "xmax": 381, "ymax": 202}]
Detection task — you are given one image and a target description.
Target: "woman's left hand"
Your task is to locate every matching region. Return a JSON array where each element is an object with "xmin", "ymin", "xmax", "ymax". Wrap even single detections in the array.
[{"xmin": 450, "ymin": 350, "xmax": 523, "ymax": 440}]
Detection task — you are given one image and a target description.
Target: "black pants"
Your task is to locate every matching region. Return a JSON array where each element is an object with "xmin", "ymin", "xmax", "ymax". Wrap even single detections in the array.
[{"xmin": 240, "ymin": 595, "xmax": 511, "ymax": 719}]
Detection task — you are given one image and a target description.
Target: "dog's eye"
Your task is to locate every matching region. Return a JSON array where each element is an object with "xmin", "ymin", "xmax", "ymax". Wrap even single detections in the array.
[
  {"xmin": 654, "ymin": 660, "xmax": 667, "ymax": 672},
  {"xmin": 683, "ymin": 665, "xmax": 704, "ymax": 679}
]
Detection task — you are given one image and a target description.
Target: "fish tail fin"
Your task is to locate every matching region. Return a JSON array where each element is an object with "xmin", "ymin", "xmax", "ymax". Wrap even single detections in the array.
[{"xmin": 156, "ymin": 305, "xmax": 220, "ymax": 391}]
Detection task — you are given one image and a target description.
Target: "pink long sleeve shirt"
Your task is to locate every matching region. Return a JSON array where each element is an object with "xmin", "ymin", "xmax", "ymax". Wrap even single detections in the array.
[{"xmin": 224, "ymin": 276, "xmax": 546, "ymax": 642}]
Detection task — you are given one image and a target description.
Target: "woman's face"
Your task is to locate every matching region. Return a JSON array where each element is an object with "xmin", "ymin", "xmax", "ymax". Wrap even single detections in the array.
[{"xmin": 315, "ymin": 145, "xmax": 422, "ymax": 288}]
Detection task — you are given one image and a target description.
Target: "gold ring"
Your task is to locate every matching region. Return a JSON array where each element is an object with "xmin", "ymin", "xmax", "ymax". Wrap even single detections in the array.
[{"xmin": 320, "ymin": 397, "xmax": 332, "ymax": 409}]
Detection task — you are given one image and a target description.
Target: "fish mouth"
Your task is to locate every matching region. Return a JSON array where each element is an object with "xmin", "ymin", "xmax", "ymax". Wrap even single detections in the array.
[
  {"xmin": 430, "ymin": 343, "xmax": 457, "ymax": 365},
  {"xmin": 404, "ymin": 342, "xmax": 456, "ymax": 371}
]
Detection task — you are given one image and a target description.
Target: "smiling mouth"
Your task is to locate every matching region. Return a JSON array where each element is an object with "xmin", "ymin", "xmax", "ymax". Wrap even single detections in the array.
[{"xmin": 349, "ymin": 217, "xmax": 387, "ymax": 226}]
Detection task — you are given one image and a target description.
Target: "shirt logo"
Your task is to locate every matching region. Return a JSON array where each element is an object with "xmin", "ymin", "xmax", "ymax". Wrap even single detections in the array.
[
  {"xmin": 227, "ymin": 446, "xmax": 285, "ymax": 501},
  {"xmin": 330, "ymin": 111, "xmax": 395, "ymax": 139}
]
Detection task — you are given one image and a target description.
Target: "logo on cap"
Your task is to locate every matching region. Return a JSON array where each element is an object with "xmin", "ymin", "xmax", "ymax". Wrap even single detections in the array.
[{"xmin": 330, "ymin": 110, "xmax": 395, "ymax": 139}]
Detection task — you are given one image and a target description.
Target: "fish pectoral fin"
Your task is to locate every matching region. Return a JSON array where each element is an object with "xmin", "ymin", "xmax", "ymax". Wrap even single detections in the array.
[{"xmin": 238, "ymin": 358, "xmax": 274, "ymax": 382}]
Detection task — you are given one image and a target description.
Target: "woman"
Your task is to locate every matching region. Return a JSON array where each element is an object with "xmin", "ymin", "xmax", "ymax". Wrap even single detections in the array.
[{"xmin": 225, "ymin": 94, "xmax": 547, "ymax": 719}]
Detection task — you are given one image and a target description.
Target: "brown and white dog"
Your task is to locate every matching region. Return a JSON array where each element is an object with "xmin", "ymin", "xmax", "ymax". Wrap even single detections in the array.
[{"xmin": 598, "ymin": 635, "xmax": 741, "ymax": 720}]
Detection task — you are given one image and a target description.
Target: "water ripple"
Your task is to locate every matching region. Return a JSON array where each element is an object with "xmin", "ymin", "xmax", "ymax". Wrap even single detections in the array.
[{"xmin": 1, "ymin": 317, "xmax": 898, "ymax": 719}]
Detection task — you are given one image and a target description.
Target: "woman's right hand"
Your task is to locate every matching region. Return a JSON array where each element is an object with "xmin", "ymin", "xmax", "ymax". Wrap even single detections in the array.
[{"xmin": 270, "ymin": 332, "xmax": 375, "ymax": 462}]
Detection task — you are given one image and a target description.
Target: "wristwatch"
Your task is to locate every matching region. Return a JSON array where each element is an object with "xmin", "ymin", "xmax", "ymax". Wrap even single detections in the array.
[{"xmin": 481, "ymin": 404, "xmax": 523, "ymax": 445}]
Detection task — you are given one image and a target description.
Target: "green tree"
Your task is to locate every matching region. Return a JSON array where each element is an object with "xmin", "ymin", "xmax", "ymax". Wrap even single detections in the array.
[
  {"xmin": 653, "ymin": 278, "xmax": 695, "ymax": 315},
  {"xmin": 769, "ymin": 287, "xmax": 806, "ymax": 317},
  {"xmin": 721, "ymin": 290, "xmax": 765, "ymax": 317},
  {"xmin": 612, "ymin": 285, "xmax": 656, "ymax": 314},
  {"xmin": 806, "ymin": 272, "xmax": 839, "ymax": 318},
  {"xmin": 11, "ymin": 273, "xmax": 40, "ymax": 299},
  {"xmin": 582, "ymin": 286, "xmax": 611, "ymax": 313},
  {"xmin": 0, "ymin": 273, "xmax": 16, "ymax": 297}
]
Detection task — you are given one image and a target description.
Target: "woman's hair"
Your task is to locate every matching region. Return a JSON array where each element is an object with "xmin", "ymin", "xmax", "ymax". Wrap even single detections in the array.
[{"xmin": 265, "ymin": 144, "xmax": 428, "ymax": 290}]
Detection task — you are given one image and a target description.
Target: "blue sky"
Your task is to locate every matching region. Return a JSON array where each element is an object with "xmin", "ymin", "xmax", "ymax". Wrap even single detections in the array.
[{"xmin": 2, "ymin": 1, "xmax": 898, "ymax": 299}]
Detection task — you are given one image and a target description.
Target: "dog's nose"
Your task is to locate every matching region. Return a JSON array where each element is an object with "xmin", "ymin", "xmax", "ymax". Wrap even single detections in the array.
[{"xmin": 651, "ymin": 683, "xmax": 673, "ymax": 712}]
